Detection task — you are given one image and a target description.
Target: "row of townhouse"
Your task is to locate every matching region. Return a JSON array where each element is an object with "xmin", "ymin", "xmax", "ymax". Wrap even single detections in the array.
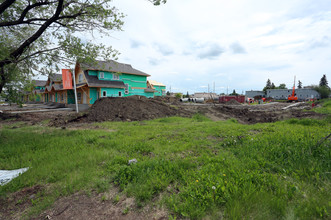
[
  {"xmin": 26, "ymin": 60, "xmax": 166, "ymax": 105},
  {"xmin": 245, "ymin": 88, "xmax": 320, "ymax": 100}
]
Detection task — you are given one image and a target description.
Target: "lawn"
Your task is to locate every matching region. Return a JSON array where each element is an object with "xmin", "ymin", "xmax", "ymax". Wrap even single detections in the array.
[{"xmin": 0, "ymin": 110, "xmax": 330, "ymax": 219}]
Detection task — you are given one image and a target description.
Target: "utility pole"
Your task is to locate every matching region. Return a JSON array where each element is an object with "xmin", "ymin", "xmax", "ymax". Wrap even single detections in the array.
[{"xmin": 72, "ymin": 71, "xmax": 79, "ymax": 113}]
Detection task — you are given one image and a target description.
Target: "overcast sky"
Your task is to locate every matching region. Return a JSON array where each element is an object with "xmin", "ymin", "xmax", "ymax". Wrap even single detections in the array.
[{"xmin": 99, "ymin": 0, "xmax": 330, "ymax": 94}]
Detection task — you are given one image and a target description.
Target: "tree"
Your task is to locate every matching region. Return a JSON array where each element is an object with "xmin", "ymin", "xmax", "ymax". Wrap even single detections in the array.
[
  {"xmin": 312, "ymin": 85, "xmax": 331, "ymax": 99},
  {"xmin": 230, "ymin": 89, "xmax": 238, "ymax": 96},
  {"xmin": 271, "ymin": 83, "xmax": 276, "ymax": 89},
  {"xmin": 0, "ymin": 0, "xmax": 165, "ymax": 94},
  {"xmin": 277, "ymin": 83, "xmax": 287, "ymax": 89},
  {"xmin": 186, "ymin": 91, "xmax": 189, "ymax": 98},
  {"xmin": 319, "ymin": 74, "xmax": 329, "ymax": 88},
  {"xmin": 298, "ymin": 80, "xmax": 302, "ymax": 89},
  {"xmin": 263, "ymin": 79, "xmax": 272, "ymax": 93}
]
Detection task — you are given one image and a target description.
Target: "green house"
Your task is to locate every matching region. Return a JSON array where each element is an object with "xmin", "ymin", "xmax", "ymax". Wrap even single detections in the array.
[
  {"xmin": 74, "ymin": 60, "xmax": 157, "ymax": 105},
  {"xmin": 147, "ymin": 80, "xmax": 166, "ymax": 96}
]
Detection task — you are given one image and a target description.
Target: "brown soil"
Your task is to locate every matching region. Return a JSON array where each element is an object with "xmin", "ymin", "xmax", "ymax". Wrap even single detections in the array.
[
  {"xmin": 0, "ymin": 185, "xmax": 44, "ymax": 219},
  {"xmin": 0, "ymin": 186, "xmax": 167, "ymax": 220},
  {"xmin": 86, "ymin": 96, "xmax": 190, "ymax": 122},
  {"xmin": 34, "ymin": 189, "xmax": 167, "ymax": 220}
]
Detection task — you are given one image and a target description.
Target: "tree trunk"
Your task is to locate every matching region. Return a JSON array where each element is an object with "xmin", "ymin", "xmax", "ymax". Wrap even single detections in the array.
[{"xmin": 0, "ymin": 66, "xmax": 5, "ymax": 94}]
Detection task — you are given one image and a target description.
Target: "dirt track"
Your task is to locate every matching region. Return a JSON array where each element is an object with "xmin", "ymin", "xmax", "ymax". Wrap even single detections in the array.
[{"xmin": 0, "ymin": 97, "xmax": 325, "ymax": 127}]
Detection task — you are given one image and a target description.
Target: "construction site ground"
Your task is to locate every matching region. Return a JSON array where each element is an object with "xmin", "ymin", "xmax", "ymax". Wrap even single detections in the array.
[
  {"xmin": 0, "ymin": 97, "xmax": 324, "ymax": 128},
  {"xmin": 0, "ymin": 97, "xmax": 327, "ymax": 219}
]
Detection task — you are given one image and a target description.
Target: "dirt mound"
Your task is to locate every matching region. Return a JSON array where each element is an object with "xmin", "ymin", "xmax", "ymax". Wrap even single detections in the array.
[
  {"xmin": 153, "ymin": 96, "xmax": 180, "ymax": 104},
  {"xmin": 225, "ymin": 99, "xmax": 241, "ymax": 105},
  {"xmin": 0, "ymin": 112, "xmax": 20, "ymax": 121},
  {"xmin": 86, "ymin": 96, "xmax": 190, "ymax": 122}
]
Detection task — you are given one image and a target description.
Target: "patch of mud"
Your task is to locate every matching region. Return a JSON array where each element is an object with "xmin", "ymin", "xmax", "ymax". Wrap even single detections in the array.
[
  {"xmin": 34, "ymin": 189, "xmax": 167, "ymax": 220},
  {"xmin": 0, "ymin": 185, "xmax": 44, "ymax": 219}
]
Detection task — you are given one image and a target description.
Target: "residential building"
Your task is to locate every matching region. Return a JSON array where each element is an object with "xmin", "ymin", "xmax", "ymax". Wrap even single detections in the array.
[
  {"xmin": 40, "ymin": 60, "xmax": 166, "ymax": 105},
  {"xmin": 147, "ymin": 80, "xmax": 166, "ymax": 96},
  {"xmin": 266, "ymin": 88, "xmax": 320, "ymax": 100},
  {"xmin": 245, "ymin": 90, "xmax": 265, "ymax": 99}
]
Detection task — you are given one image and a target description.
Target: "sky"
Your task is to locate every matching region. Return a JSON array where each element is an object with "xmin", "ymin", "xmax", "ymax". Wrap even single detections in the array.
[{"xmin": 49, "ymin": 0, "xmax": 331, "ymax": 94}]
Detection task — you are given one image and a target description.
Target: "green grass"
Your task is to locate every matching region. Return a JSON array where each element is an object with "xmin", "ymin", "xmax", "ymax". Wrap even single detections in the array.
[
  {"xmin": 0, "ymin": 114, "xmax": 330, "ymax": 219},
  {"xmin": 312, "ymin": 98, "xmax": 331, "ymax": 115}
]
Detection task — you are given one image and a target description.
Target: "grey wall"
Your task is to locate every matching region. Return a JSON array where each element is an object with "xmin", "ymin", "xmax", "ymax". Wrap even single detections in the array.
[
  {"xmin": 245, "ymin": 91, "xmax": 265, "ymax": 99},
  {"xmin": 266, "ymin": 88, "xmax": 320, "ymax": 100}
]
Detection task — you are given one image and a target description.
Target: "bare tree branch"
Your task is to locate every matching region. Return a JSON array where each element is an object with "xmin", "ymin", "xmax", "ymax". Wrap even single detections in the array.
[{"xmin": 0, "ymin": 0, "xmax": 16, "ymax": 15}]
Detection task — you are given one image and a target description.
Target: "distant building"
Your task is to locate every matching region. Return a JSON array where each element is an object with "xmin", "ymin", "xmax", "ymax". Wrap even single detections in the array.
[
  {"xmin": 192, "ymin": 92, "xmax": 218, "ymax": 99},
  {"xmin": 245, "ymin": 90, "xmax": 265, "ymax": 99},
  {"xmin": 266, "ymin": 88, "xmax": 320, "ymax": 100}
]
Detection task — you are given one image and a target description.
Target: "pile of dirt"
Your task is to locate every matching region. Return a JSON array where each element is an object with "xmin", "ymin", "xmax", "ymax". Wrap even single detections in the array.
[
  {"xmin": 153, "ymin": 96, "xmax": 180, "ymax": 104},
  {"xmin": 86, "ymin": 96, "xmax": 190, "ymax": 122},
  {"xmin": 225, "ymin": 99, "xmax": 241, "ymax": 105},
  {"xmin": 0, "ymin": 112, "xmax": 21, "ymax": 121}
]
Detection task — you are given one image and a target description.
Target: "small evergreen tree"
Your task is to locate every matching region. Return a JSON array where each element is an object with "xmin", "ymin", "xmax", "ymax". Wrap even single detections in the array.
[
  {"xmin": 263, "ymin": 79, "xmax": 272, "ymax": 93},
  {"xmin": 298, "ymin": 80, "xmax": 302, "ymax": 89},
  {"xmin": 319, "ymin": 74, "xmax": 329, "ymax": 88}
]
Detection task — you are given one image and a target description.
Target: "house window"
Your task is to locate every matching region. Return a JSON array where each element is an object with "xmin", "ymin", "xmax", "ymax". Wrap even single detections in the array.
[
  {"xmin": 77, "ymin": 92, "xmax": 81, "ymax": 102},
  {"xmin": 102, "ymin": 91, "xmax": 107, "ymax": 97},
  {"xmin": 78, "ymin": 74, "xmax": 83, "ymax": 83},
  {"xmin": 125, "ymin": 83, "xmax": 129, "ymax": 94},
  {"xmin": 113, "ymin": 74, "xmax": 119, "ymax": 80},
  {"xmin": 118, "ymin": 91, "xmax": 122, "ymax": 97},
  {"xmin": 100, "ymin": 72, "xmax": 104, "ymax": 79}
]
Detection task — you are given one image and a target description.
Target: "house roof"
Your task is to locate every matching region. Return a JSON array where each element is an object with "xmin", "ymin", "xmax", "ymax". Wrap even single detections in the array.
[
  {"xmin": 49, "ymin": 74, "xmax": 62, "ymax": 82},
  {"xmin": 52, "ymin": 84, "xmax": 63, "ymax": 91},
  {"xmin": 45, "ymin": 86, "xmax": 52, "ymax": 92},
  {"xmin": 32, "ymin": 80, "xmax": 46, "ymax": 87},
  {"xmin": 148, "ymin": 80, "xmax": 165, "ymax": 87},
  {"xmin": 84, "ymin": 71, "xmax": 126, "ymax": 89},
  {"xmin": 80, "ymin": 60, "xmax": 150, "ymax": 77}
]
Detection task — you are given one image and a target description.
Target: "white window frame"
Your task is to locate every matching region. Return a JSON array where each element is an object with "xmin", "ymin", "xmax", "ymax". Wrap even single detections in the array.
[
  {"xmin": 102, "ymin": 91, "xmax": 107, "ymax": 97},
  {"xmin": 118, "ymin": 91, "xmax": 122, "ymax": 97},
  {"xmin": 113, "ymin": 74, "xmax": 119, "ymax": 80},
  {"xmin": 100, "ymin": 72, "xmax": 104, "ymax": 79},
  {"xmin": 125, "ymin": 83, "xmax": 129, "ymax": 94}
]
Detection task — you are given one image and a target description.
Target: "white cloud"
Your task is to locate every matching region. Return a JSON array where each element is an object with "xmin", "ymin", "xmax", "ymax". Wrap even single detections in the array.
[{"xmin": 93, "ymin": 0, "xmax": 331, "ymax": 93}]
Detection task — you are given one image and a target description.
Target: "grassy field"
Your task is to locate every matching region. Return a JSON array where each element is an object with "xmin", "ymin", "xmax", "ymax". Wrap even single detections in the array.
[{"xmin": 1, "ymin": 103, "xmax": 331, "ymax": 219}]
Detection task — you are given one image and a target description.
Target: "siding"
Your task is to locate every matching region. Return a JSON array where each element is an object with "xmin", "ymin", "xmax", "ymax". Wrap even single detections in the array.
[
  {"xmin": 153, "ymin": 85, "xmax": 166, "ymax": 96},
  {"xmin": 101, "ymin": 88, "xmax": 125, "ymax": 97},
  {"xmin": 266, "ymin": 89, "xmax": 320, "ymax": 100},
  {"xmin": 89, "ymin": 88, "xmax": 98, "ymax": 104}
]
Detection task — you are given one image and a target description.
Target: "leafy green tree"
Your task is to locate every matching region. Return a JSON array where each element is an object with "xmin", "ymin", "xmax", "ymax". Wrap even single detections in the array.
[
  {"xmin": 312, "ymin": 85, "xmax": 331, "ymax": 99},
  {"xmin": 277, "ymin": 83, "xmax": 287, "ymax": 89},
  {"xmin": 0, "ymin": 0, "xmax": 165, "ymax": 94},
  {"xmin": 271, "ymin": 83, "xmax": 276, "ymax": 89},
  {"xmin": 319, "ymin": 74, "xmax": 329, "ymax": 88},
  {"xmin": 298, "ymin": 80, "xmax": 302, "ymax": 89}
]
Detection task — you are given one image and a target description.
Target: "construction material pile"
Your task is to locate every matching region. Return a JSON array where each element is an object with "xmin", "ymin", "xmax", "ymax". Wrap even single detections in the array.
[
  {"xmin": 225, "ymin": 99, "xmax": 241, "ymax": 105},
  {"xmin": 86, "ymin": 96, "xmax": 190, "ymax": 122}
]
